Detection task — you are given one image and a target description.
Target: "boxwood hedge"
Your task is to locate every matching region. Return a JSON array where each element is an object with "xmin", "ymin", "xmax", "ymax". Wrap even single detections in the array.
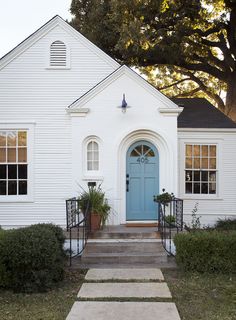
[
  {"xmin": 0, "ymin": 223, "xmax": 67, "ymax": 292},
  {"xmin": 174, "ymin": 230, "xmax": 236, "ymax": 273}
]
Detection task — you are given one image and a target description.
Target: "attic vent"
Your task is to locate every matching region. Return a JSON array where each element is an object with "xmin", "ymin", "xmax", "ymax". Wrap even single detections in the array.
[{"xmin": 50, "ymin": 40, "xmax": 67, "ymax": 67}]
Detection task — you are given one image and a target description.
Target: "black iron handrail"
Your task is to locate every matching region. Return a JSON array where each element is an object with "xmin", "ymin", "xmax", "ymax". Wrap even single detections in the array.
[
  {"xmin": 157, "ymin": 198, "xmax": 183, "ymax": 255},
  {"xmin": 66, "ymin": 197, "xmax": 90, "ymax": 266}
]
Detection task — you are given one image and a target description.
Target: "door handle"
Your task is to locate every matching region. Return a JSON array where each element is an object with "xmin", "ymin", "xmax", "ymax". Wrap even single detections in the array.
[{"xmin": 126, "ymin": 174, "xmax": 129, "ymax": 192}]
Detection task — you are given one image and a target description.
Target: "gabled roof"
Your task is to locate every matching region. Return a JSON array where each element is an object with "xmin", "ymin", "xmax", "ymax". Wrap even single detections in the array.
[
  {"xmin": 67, "ymin": 65, "xmax": 180, "ymax": 111},
  {"xmin": 173, "ymin": 98, "xmax": 236, "ymax": 128},
  {"xmin": 0, "ymin": 15, "xmax": 119, "ymax": 71}
]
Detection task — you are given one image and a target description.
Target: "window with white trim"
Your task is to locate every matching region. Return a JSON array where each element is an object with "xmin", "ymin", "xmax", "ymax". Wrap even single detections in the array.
[
  {"xmin": 185, "ymin": 144, "xmax": 217, "ymax": 194},
  {"xmin": 50, "ymin": 40, "xmax": 67, "ymax": 67},
  {"xmin": 87, "ymin": 141, "xmax": 99, "ymax": 171},
  {"xmin": 0, "ymin": 130, "xmax": 28, "ymax": 196}
]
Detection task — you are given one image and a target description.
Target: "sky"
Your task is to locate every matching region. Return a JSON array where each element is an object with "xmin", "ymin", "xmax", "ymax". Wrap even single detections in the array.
[{"xmin": 0, "ymin": 0, "xmax": 72, "ymax": 58}]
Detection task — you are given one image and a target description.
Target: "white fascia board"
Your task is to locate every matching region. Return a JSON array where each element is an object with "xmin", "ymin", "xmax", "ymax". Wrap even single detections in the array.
[
  {"xmin": 178, "ymin": 128, "xmax": 236, "ymax": 133},
  {"xmin": 68, "ymin": 65, "xmax": 180, "ymax": 110},
  {"xmin": 0, "ymin": 16, "xmax": 119, "ymax": 71},
  {"xmin": 159, "ymin": 107, "xmax": 183, "ymax": 116}
]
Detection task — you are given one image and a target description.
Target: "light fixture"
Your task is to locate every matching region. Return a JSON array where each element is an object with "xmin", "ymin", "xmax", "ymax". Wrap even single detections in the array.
[{"xmin": 117, "ymin": 94, "xmax": 131, "ymax": 113}]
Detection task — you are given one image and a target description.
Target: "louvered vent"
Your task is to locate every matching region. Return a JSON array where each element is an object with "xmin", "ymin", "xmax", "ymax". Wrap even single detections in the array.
[{"xmin": 50, "ymin": 40, "xmax": 67, "ymax": 67}]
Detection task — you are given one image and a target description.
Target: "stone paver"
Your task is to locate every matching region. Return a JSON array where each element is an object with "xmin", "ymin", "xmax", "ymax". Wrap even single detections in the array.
[
  {"xmin": 85, "ymin": 268, "xmax": 164, "ymax": 281},
  {"xmin": 66, "ymin": 301, "xmax": 181, "ymax": 320},
  {"xmin": 78, "ymin": 282, "xmax": 172, "ymax": 299}
]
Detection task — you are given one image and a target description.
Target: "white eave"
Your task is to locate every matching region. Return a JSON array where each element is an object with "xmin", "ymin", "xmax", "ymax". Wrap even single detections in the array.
[
  {"xmin": 66, "ymin": 65, "xmax": 181, "ymax": 114},
  {"xmin": 0, "ymin": 15, "xmax": 119, "ymax": 71}
]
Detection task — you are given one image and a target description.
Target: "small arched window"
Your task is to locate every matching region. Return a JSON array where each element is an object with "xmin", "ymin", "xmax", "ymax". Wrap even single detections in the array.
[
  {"xmin": 50, "ymin": 40, "xmax": 67, "ymax": 67},
  {"xmin": 87, "ymin": 141, "xmax": 99, "ymax": 171}
]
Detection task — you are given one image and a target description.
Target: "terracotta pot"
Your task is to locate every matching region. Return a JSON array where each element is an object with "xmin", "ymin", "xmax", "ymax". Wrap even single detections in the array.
[{"xmin": 90, "ymin": 212, "xmax": 102, "ymax": 232}]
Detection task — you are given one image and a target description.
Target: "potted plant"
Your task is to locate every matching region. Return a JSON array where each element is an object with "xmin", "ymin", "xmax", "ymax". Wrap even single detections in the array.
[
  {"xmin": 164, "ymin": 214, "xmax": 176, "ymax": 228},
  {"xmin": 153, "ymin": 189, "xmax": 174, "ymax": 206},
  {"xmin": 79, "ymin": 186, "xmax": 111, "ymax": 232}
]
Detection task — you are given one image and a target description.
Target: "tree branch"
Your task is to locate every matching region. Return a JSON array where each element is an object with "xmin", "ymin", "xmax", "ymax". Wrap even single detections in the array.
[{"xmin": 158, "ymin": 77, "xmax": 191, "ymax": 90}]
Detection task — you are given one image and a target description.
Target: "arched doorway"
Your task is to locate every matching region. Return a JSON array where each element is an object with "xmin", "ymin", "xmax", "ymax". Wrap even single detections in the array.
[{"xmin": 126, "ymin": 140, "xmax": 159, "ymax": 221}]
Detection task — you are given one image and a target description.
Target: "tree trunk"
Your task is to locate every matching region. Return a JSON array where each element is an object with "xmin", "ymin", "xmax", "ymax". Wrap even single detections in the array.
[{"xmin": 225, "ymin": 75, "xmax": 236, "ymax": 122}]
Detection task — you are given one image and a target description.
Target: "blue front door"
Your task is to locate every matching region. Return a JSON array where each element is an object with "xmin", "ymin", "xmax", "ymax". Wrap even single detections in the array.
[{"xmin": 126, "ymin": 141, "xmax": 159, "ymax": 221}]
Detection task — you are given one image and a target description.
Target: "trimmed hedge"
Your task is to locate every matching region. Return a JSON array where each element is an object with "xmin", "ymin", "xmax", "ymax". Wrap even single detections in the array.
[
  {"xmin": 215, "ymin": 218, "xmax": 236, "ymax": 231},
  {"xmin": 0, "ymin": 224, "xmax": 67, "ymax": 292},
  {"xmin": 174, "ymin": 230, "xmax": 236, "ymax": 273}
]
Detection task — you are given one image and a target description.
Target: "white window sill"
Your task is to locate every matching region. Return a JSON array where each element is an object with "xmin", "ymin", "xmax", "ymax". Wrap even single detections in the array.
[
  {"xmin": 46, "ymin": 66, "xmax": 71, "ymax": 70},
  {"xmin": 82, "ymin": 176, "xmax": 104, "ymax": 182},
  {"xmin": 180, "ymin": 194, "xmax": 222, "ymax": 200}
]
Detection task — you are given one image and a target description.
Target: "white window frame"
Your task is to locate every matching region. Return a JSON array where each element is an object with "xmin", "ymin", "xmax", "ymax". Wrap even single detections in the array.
[
  {"xmin": 0, "ymin": 123, "xmax": 35, "ymax": 202},
  {"xmin": 83, "ymin": 136, "xmax": 102, "ymax": 179},
  {"xmin": 46, "ymin": 39, "xmax": 71, "ymax": 69},
  {"xmin": 179, "ymin": 138, "xmax": 222, "ymax": 199}
]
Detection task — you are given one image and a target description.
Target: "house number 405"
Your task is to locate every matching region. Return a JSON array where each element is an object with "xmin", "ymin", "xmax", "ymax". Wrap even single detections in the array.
[{"xmin": 137, "ymin": 157, "xmax": 149, "ymax": 164}]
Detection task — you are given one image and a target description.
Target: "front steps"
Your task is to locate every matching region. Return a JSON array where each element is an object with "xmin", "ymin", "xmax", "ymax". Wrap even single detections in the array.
[{"xmin": 72, "ymin": 226, "xmax": 176, "ymax": 268}]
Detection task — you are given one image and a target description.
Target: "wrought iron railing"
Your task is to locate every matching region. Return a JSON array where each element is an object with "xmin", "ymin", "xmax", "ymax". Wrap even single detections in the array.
[
  {"xmin": 66, "ymin": 197, "xmax": 90, "ymax": 266},
  {"xmin": 158, "ymin": 198, "xmax": 184, "ymax": 255}
]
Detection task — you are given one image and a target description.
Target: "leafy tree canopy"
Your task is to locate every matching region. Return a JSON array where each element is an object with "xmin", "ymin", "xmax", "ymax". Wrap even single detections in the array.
[{"xmin": 70, "ymin": 0, "xmax": 236, "ymax": 121}]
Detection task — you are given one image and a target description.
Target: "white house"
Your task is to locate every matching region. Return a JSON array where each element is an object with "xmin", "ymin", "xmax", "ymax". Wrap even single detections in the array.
[{"xmin": 0, "ymin": 15, "xmax": 236, "ymax": 229}]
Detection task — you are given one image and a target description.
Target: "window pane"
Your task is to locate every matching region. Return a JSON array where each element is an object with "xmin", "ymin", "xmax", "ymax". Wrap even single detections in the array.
[
  {"xmin": 131, "ymin": 149, "xmax": 139, "ymax": 156},
  {"xmin": 193, "ymin": 183, "xmax": 200, "ymax": 193},
  {"xmin": 94, "ymin": 152, "xmax": 99, "ymax": 161},
  {"xmin": 146, "ymin": 149, "xmax": 155, "ymax": 157},
  {"xmin": 18, "ymin": 165, "xmax": 27, "ymax": 179},
  {"xmin": 87, "ymin": 161, "xmax": 93, "ymax": 170},
  {"xmin": 135, "ymin": 146, "xmax": 142, "ymax": 155},
  {"xmin": 186, "ymin": 158, "xmax": 192, "ymax": 169},
  {"xmin": 186, "ymin": 183, "xmax": 192, "ymax": 194},
  {"xmin": 202, "ymin": 145, "xmax": 208, "ymax": 157},
  {"xmin": 93, "ymin": 142, "xmax": 98, "ymax": 152},
  {"xmin": 0, "ymin": 132, "xmax": 6, "ymax": 146},
  {"xmin": 0, "ymin": 165, "xmax": 6, "ymax": 179},
  {"xmin": 87, "ymin": 142, "xmax": 93, "ymax": 151},
  {"xmin": 209, "ymin": 171, "xmax": 216, "ymax": 182},
  {"xmin": 201, "ymin": 158, "xmax": 208, "ymax": 169},
  {"xmin": 201, "ymin": 183, "xmax": 208, "ymax": 194},
  {"xmin": 87, "ymin": 151, "xmax": 93, "ymax": 161},
  {"xmin": 8, "ymin": 180, "xmax": 17, "ymax": 195},
  {"xmin": 0, "ymin": 181, "xmax": 6, "ymax": 195},
  {"xmin": 186, "ymin": 145, "xmax": 192, "ymax": 157},
  {"xmin": 93, "ymin": 161, "xmax": 99, "ymax": 170},
  {"xmin": 0, "ymin": 148, "xmax": 6, "ymax": 162},
  {"xmin": 18, "ymin": 131, "xmax": 27, "ymax": 146},
  {"xmin": 7, "ymin": 132, "xmax": 16, "ymax": 146},
  {"xmin": 193, "ymin": 158, "xmax": 200, "ymax": 169},
  {"xmin": 8, "ymin": 165, "xmax": 17, "ymax": 179},
  {"xmin": 7, "ymin": 148, "xmax": 16, "ymax": 162},
  {"xmin": 210, "ymin": 145, "xmax": 216, "ymax": 157},
  {"xmin": 201, "ymin": 171, "xmax": 208, "ymax": 181},
  {"xmin": 209, "ymin": 158, "xmax": 216, "ymax": 169},
  {"xmin": 185, "ymin": 171, "xmax": 192, "ymax": 182},
  {"xmin": 18, "ymin": 148, "xmax": 27, "ymax": 162},
  {"xmin": 19, "ymin": 181, "xmax": 27, "ymax": 195},
  {"xmin": 194, "ymin": 145, "xmax": 200, "ymax": 156},
  {"xmin": 194, "ymin": 171, "xmax": 200, "ymax": 181},
  {"xmin": 209, "ymin": 183, "xmax": 216, "ymax": 194}
]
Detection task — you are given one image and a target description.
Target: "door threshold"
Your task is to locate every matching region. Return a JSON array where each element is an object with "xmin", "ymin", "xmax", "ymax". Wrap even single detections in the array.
[{"xmin": 125, "ymin": 221, "xmax": 158, "ymax": 227}]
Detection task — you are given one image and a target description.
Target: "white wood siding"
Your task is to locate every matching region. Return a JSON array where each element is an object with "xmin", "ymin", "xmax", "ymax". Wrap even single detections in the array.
[
  {"xmin": 0, "ymin": 25, "xmax": 117, "ymax": 228},
  {"xmin": 178, "ymin": 130, "xmax": 236, "ymax": 226}
]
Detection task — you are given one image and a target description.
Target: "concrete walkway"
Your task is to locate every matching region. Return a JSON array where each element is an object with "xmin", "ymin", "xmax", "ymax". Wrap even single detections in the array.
[{"xmin": 66, "ymin": 268, "xmax": 181, "ymax": 320}]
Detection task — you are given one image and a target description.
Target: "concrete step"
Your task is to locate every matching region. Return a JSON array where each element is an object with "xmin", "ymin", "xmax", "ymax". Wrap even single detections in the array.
[
  {"xmin": 66, "ymin": 302, "xmax": 181, "ymax": 320},
  {"xmin": 78, "ymin": 282, "xmax": 172, "ymax": 299},
  {"xmin": 85, "ymin": 268, "xmax": 164, "ymax": 281},
  {"xmin": 81, "ymin": 252, "xmax": 168, "ymax": 265},
  {"xmin": 84, "ymin": 242, "xmax": 164, "ymax": 254},
  {"xmin": 90, "ymin": 226, "xmax": 160, "ymax": 240}
]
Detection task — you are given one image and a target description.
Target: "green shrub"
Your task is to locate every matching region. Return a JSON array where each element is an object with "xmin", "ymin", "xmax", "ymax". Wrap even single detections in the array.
[
  {"xmin": 0, "ymin": 224, "xmax": 67, "ymax": 293},
  {"xmin": 215, "ymin": 218, "xmax": 236, "ymax": 230},
  {"xmin": 174, "ymin": 230, "xmax": 236, "ymax": 273}
]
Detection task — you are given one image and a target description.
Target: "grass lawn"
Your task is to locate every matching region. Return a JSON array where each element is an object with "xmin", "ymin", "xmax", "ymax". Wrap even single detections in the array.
[
  {"xmin": 0, "ymin": 268, "xmax": 235, "ymax": 320},
  {"xmin": 0, "ymin": 269, "xmax": 87, "ymax": 320},
  {"xmin": 164, "ymin": 269, "xmax": 236, "ymax": 320}
]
